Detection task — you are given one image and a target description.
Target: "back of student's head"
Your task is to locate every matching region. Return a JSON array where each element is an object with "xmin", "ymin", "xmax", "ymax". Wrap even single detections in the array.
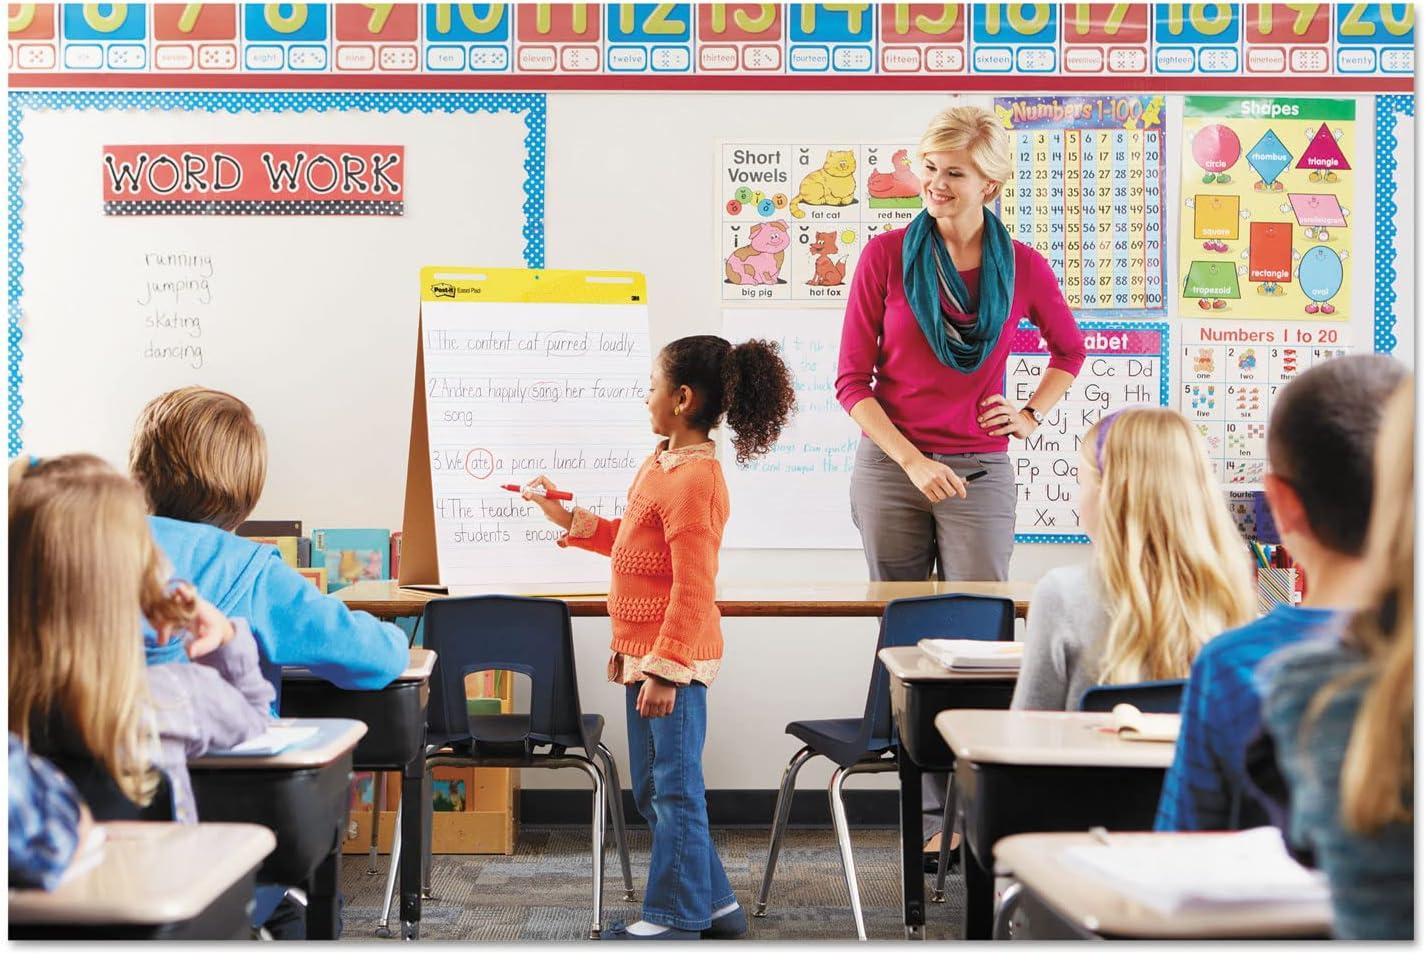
[
  {"xmin": 1267, "ymin": 354, "xmax": 1408, "ymax": 556},
  {"xmin": 8, "ymin": 454, "xmax": 173, "ymax": 806},
  {"xmin": 129, "ymin": 386, "xmax": 267, "ymax": 531},
  {"xmin": 659, "ymin": 335, "xmax": 795, "ymax": 464},
  {"xmin": 1083, "ymin": 407, "xmax": 1255, "ymax": 684}
]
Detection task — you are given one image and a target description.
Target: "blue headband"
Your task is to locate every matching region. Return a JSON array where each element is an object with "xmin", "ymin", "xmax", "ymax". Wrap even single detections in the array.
[{"xmin": 1094, "ymin": 410, "xmax": 1125, "ymax": 470}]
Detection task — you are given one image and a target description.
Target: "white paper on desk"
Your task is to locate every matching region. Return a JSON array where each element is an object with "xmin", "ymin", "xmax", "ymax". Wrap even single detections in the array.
[
  {"xmin": 56, "ymin": 825, "xmax": 107, "ymax": 886},
  {"xmin": 917, "ymin": 638, "xmax": 1023, "ymax": 671},
  {"xmin": 208, "ymin": 725, "xmax": 318, "ymax": 757},
  {"xmin": 1061, "ymin": 827, "xmax": 1329, "ymax": 915}
]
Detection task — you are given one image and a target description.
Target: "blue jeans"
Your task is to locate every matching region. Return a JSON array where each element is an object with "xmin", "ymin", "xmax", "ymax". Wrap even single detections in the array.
[{"xmin": 625, "ymin": 682, "xmax": 736, "ymax": 931}]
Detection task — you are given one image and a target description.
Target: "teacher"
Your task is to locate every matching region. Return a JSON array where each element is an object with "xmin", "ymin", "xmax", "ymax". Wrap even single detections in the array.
[{"xmin": 835, "ymin": 105, "xmax": 1085, "ymax": 859}]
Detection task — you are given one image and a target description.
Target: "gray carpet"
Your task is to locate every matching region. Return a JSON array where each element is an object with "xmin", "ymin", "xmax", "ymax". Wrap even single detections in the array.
[{"xmin": 338, "ymin": 827, "xmax": 966, "ymax": 941}]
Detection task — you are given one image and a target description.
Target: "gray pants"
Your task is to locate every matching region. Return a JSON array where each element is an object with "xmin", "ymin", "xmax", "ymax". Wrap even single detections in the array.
[{"xmin": 849, "ymin": 436, "xmax": 1017, "ymax": 841}]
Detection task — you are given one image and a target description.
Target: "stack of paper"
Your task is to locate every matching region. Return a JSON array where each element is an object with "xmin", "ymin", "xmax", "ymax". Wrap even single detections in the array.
[
  {"xmin": 1061, "ymin": 827, "xmax": 1329, "ymax": 914},
  {"xmin": 208, "ymin": 725, "xmax": 319, "ymax": 757},
  {"xmin": 917, "ymin": 638, "xmax": 1023, "ymax": 671}
]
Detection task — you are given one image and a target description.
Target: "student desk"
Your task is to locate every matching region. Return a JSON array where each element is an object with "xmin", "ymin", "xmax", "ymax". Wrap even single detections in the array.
[
  {"xmin": 335, "ymin": 579, "xmax": 1034, "ymax": 620},
  {"xmin": 279, "ymin": 649, "xmax": 436, "ymax": 940},
  {"xmin": 993, "ymin": 832, "xmax": 1332, "ymax": 939},
  {"xmin": 935, "ymin": 710, "xmax": 1175, "ymax": 940},
  {"xmin": 876, "ymin": 646, "xmax": 1018, "ymax": 940},
  {"xmin": 9, "ymin": 822, "xmax": 275, "ymax": 940},
  {"xmin": 189, "ymin": 718, "xmax": 366, "ymax": 940}
]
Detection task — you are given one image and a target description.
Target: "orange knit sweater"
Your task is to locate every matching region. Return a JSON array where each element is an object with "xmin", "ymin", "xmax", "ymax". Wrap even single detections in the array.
[{"xmin": 558, "ymin": 441, "xmax": 728, "ymax": 671}]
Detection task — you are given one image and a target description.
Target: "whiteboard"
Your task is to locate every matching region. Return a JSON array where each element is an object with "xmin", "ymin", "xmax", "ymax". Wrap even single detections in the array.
[{"xmin": 14, "ymin": 92, "xmax": 540, "ymax": 530}]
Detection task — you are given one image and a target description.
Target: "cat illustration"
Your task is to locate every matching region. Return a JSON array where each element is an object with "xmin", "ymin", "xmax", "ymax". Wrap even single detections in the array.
[
  {"xmin": 867, "ymin": 148, "xmax": 919, "ymax": 199},
  {"xmin": 806, "ymin": 231, "xmax": 848, "ymax": 287},
  {"xmin": 790, "ymin": 149, "xmax": 857, "ymax": 219},
  {"xmin": 724, "ymin": 220, "xmax": 790, "ymax": 285}
]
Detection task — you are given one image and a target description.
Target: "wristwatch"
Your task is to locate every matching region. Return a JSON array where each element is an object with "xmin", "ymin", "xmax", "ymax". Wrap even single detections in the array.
[{"xmin": 1021, "ymin": 405, "xmax": 1044, "ymax": 427}]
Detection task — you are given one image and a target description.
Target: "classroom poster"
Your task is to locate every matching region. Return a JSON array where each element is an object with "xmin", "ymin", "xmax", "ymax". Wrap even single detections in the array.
[
  {"xmin": 1006, "ymin": 321, "xmax": 1170, "ymax": 542},
  {"xmin": 1179, "ymin": 97, "xmax": 1355, "ymax": 321},
  {"xmin": 993, "ymin": 95, "xmax": 1167, "ymax": 316},
  {"xmin": 718, "ymin": 141, "xmax": 924, "ymax": 304}
]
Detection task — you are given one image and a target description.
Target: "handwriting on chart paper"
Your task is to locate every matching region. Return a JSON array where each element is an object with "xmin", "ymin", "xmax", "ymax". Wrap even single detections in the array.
[
  {"xmin": 138, "ymin": 251, "xmax": 214, "ymax": 369},
  {"xmin": 1006, "ymin": 323, "xmax": 1168, "ymax": 540}
]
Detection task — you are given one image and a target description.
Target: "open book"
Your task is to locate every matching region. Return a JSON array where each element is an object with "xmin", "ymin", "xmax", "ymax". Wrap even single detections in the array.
[
  {"xmin": 1061, "ymin": 827, "xmax": 1328, "ymax": 915},
  {"xmin": 917, "ymin": 638, "xmax": 1023, "ymax": 671},
  {"xmin": 1107, "ymin": 704, "xmax": 1181, "ymax": 743}
]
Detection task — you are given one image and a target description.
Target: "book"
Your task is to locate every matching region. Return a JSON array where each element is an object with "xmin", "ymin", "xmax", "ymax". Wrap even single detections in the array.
[
  {"xmin": 390, "ymin": 531, "xmax": 403, "ymax": 580},
  {"xmin": 296, "ymin": 566, "xmax": 328, "ymax": 592},
  {"xmin": 1107, "ymin": 704, "xmax": 1181, "ymax": 743},
  {"xmin": 298, "ymin": 536, "xmax": 312, "ymax": 568},
  {"xmin": 917, "ymin": 638, "xmax": 1023, "ymax": 671},
  {"xmin": 247, "ymin": 535, "xmax": 299, "ymax": 568},
  {"xmin": 238, "ymin": 519, "xmax": 302, "ymax": 538},
  {"xmin": 207, "ymin": 724, "xmax": 318, "ymax": 756},
  {"xmin": 1061, "ymin": 827, "xmax": 1329, "ymax": 915},
  {"xmin": 310, "ymin": 528, "xmax": 391, "ymax": 593}
]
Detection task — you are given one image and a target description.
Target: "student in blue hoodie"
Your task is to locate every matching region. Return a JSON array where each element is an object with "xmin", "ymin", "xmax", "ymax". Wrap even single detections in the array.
[{"xmin": 129, "ymin": 386, "xmax": 407, "ymax": 690}]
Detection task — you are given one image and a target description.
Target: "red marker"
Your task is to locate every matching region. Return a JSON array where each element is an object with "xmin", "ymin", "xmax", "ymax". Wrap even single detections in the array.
[{"xmin": 501, "ymin": 483, "xmax": 574, "ymax": 501}]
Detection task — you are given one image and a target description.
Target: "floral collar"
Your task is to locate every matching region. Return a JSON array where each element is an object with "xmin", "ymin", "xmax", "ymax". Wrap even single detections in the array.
[{"xmin": 655, "ymin": 439, "xmax": 716, "ymax": 472}]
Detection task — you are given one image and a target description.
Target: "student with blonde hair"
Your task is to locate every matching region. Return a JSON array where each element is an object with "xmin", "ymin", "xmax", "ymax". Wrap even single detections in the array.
[
  {"xmin": 1013, "ymin": 407, "xmax": 1255, "ymax": 710},
  {"xmin": 130, "ymin": 386, "xmax": 407, "ymax": 688},
  {"xmin": 1256, "ymin": 377, "xmax": 1414, "ymax": 939},
  {"xmin": 9, "ymin": 454, "xmax": 271, "ymax": 823}
]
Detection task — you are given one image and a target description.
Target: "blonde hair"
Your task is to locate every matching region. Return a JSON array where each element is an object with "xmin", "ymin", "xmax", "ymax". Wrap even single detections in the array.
[
  {"xmin": 1311, "ymin": 378, "xmax": 1414, "ymax": 832},
  {"xmin": 9, "ymin": 454, "xmax": 195, "ymax": 806},
  {"xmin": 1084, "ymin": 408, "xmax": 1256, "ymax": 684},
  {"xmin": 129, "ymin": 386, "xmax": 267, "ymax": 531},
  {"xmin": 917, "ymin": 105, "xmax": 1013, "ymax": 187}
]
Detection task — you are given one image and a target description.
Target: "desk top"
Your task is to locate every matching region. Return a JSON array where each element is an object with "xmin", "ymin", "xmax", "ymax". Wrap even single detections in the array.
[
  {"xmin": 189, "ymin": 718, "xmax": 367, "ymax": 769},
  {"xmin": 8, "ymin": 822, "xmax": 275, "ymax": 926},
  {"xmin": 877, "ymin": 646, "xmax": 1020, "ymax": 683},
  {"xmin": 337, "ymin": 579, "xmax": 1033, "ymax": 619},
  {"xmin": 995, "ymin": 832, "xmax": 1332, "ymax": 939},
  {"xmin": 283, "ymin": 647, "xmax": 435, "ymax": 683},
  {"xmin": 935, "ymin": 710, "xmax": 1176, "ymax": 768}
]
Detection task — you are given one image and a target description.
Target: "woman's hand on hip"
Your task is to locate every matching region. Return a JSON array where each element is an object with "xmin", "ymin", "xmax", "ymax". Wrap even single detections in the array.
[
  {"xmin": 902, "ymin": 455, "xmax": 967, "ymax": 503},
  {"xmin": 978, "ymin": 394, "xmax": 1036, "ymax": 439}
]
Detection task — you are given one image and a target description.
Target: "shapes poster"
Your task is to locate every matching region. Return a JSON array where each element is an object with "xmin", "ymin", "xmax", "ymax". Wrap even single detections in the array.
[
  {"xmin": 718, "ymin": 142, "xmax": 923, "ymax": 304},
  {"xmin": 1179, "ymin": 97, "xmax": 1355, "ymax": 321},
  {"xmin": 994, "ymin": 95, "xmax": 1167, "ymax": 317}
]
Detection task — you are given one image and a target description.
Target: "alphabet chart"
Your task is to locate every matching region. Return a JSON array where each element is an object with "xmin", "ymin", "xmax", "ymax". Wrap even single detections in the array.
[
  {"xmin": 1006, "ymin": 321, "xmax": 1170, "ymax": 542},
  {"xmin": 718, "ymin": 141, "xmax": 923, "ymax": 305},
  {"xmin": 994, "ymin": 95, "xmax": 1167, "ymax": 317}
]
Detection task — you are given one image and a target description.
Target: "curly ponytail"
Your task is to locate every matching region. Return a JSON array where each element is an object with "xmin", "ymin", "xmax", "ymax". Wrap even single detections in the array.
[{"xmin": 660, "ymin": 335, "xmax": 796, "ymax": 465}]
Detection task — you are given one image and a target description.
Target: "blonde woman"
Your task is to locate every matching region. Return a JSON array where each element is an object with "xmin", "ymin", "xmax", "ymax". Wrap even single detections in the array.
[
  {"xmin": 837, "ymin": 103, "xmax": 1086, "ymax": 852},
  {"xmin": 1258, "ymin": 378, "xmax": 1413, "ymax": 939},
  {"xmin": 1012, "ymin": 407, "xmax": 1255, "ymax": 710},
  {"xmin": 10, "ymin": 455, "xmax": 271, "ymax": 823}
]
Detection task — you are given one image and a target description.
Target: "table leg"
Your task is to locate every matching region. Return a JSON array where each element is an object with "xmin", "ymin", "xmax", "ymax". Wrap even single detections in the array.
[
  {"xmin": 897, "ymin": 754, "xmax": 925, "ymax": 939},
  {"xmin": 962, "ymin": 842, "xmax": 993, "ymax": 941},
  {"xmin": 400, "ymin": 754, "xmax": 424, "ymax": 939},
  {"xmin": 305, "ymin": 831, "xmax": 342, "ymax": 940}
]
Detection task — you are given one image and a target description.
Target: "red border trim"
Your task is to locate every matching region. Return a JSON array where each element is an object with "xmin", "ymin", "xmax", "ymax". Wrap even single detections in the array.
[{"xmin": 7, "ymin": 72, "xmax": 1413, "ymax": 93}]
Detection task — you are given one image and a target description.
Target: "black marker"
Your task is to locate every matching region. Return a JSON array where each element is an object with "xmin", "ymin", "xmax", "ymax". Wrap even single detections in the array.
[{"xmin": 965, "ymin": 469, "xmax": 988, "ymax": 483}]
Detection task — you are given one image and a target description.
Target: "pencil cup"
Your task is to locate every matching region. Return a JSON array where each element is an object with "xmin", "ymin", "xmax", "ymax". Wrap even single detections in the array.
[{"xmin": 1255, "ymin": 567, "xmax": 1298, "ymax": 615}]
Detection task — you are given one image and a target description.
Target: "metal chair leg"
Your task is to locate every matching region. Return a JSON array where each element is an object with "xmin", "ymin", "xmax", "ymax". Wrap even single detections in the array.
[
  {"xmin": 829, "ymin": 765, "xmax": 869, "ymax": 941},
  {"xmin": 932, "ymin": 776, "xmax": 956, "ymax": 904},
  {"xmin": 367, "ymin": 779, "xmax": 385, "ymax": 874},
  {"xmin": 595, "ymin": 743, "xmax": 636, "ymax": 903},
  {"xmin": 570, "ymin": 757, "xmax": 607, "ymax": 940},
  {"xmin": 421, "ymin": 760, "xmax": 435, "ymax": 900},
  {"xmin": 992, "ymin": 881, "xmax": 1023, "ymax": 940},
  {"xmin": 753, "ymin": 746, "xmax": 816, "ymax": 918},
  {"xmin": 375, "ymin": 804, "xmax": 402, "ymax": 937}
]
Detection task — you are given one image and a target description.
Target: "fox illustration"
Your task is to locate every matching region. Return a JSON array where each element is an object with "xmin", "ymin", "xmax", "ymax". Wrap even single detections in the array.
[{"xmin": 806, "ymin": 232, "xmax": 848, "ymax": 287}]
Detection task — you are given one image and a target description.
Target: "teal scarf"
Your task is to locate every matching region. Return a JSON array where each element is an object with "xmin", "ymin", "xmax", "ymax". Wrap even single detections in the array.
[{"xmin": 902, "ymin": 207, "xmax": 1015, "ymax": 374}]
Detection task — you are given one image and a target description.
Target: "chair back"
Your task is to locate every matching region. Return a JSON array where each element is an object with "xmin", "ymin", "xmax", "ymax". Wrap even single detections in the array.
[
  {"xmin": 423, "ymin": 594, "xmax": 595, "ymax": 755},
  {"xmin": 862, "ymin": 593, "xmax": 1017, "ymax": 750},
  {"xmin": 1078, "ymin": 678, "xmax": 1187, "ymax": 714}
]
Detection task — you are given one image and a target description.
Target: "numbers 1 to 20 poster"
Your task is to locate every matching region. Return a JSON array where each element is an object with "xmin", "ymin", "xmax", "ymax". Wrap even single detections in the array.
[{"xmin": 994, "ymin": 95, "xmax": 1167, "ymax": 317}]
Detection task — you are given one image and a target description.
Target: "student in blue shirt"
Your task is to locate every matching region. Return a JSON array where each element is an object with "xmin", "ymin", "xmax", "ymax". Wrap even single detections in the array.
[
  {"xmin": 9, "ymin": 733, "xmax": 88, "ymax": 891},
  {"xmin": 1155, "ymin": 354, "xmax": 1408, "ymax": 831},
  {"xmin": 128, "ymin": 387, "xmax": 407, "ymax": 691}
]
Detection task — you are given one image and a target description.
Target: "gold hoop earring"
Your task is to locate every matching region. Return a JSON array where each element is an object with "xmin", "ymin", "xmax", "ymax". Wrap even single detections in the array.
[{"xmin": 674, "ymin": 406, "xmax": 682, "ymax": 416}]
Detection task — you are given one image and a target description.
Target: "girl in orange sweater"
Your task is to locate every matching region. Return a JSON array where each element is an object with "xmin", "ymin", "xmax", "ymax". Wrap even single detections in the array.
[{"xmin": 526, "ymin": 334, "xmax": 794, "ymax": 940}]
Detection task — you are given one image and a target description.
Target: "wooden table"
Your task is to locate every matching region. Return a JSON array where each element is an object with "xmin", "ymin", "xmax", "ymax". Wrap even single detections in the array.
[
  {"xmin": 9, "ymin": 822, "xmax": 276, "ymax": 940},
  {"xmin": 994, "ymin": 832, "xmax": 1332, "ymax": 939},
  {"xmin": 876, "ymin": 647, "xmax": 1019, "ymax": 940},
  {"xmin": 936, "ymin": 710, "xmax": 1177, "ymax": 940},
  {"xmin": 335, "ymin": 579, "xmax": 1034, "ymax": 620},
  {"xmin": 189, "ymin": 718, "xmax": 367, "ymax": 940},
  {"xmin": 280, "ymin": 649, "xmax": 435, "ymax": 939}
]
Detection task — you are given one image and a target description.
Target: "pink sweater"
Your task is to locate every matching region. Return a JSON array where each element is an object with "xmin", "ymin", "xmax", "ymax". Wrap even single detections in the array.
[{"xmin": 836, "ymin": 227, "xmax": 1086, "ymax": 455}]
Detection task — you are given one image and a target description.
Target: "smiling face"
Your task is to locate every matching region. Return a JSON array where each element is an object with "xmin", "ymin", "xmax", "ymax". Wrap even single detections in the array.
[{"xmin": 918, "ymin": 148, "xmax": 999, "ymax": 226}]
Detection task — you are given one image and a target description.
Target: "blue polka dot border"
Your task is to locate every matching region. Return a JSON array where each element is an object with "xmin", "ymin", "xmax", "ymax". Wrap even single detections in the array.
[
  {"xmin": 1374, "ymin": 94, "xmax": 1413, "ymax": 357},
  {"xmin": 6, "ymin": 89, "xmax": 547, "ymax": 458}
]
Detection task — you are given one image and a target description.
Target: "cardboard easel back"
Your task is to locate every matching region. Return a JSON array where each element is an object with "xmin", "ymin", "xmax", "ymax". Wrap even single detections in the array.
[{"xmin": 399, "ymin": 312, "xmax": 439, "ymax": 587}]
